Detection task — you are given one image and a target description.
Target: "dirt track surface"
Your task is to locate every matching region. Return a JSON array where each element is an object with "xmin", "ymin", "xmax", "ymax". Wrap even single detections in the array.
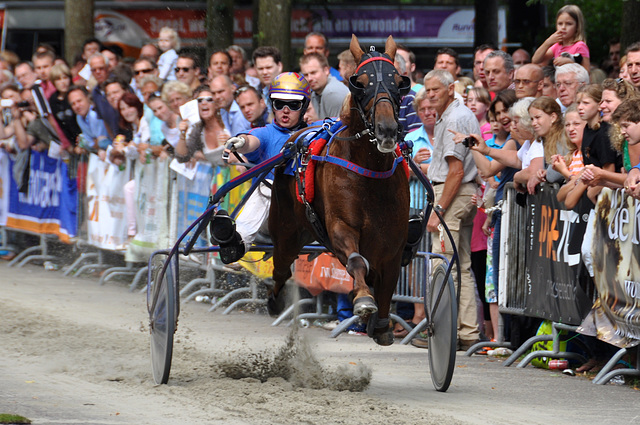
[{"xmin": 1, "ymin": 261, "xmax": 639, "ymax": 425}]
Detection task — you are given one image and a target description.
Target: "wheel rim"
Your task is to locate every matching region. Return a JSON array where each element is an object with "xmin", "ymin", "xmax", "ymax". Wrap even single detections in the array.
[
  {"xmin": 150, "ymin": 256, "xmax": 177, "ymax": 385},
  {"xmin": 428, "ymin": 263, "xmax": 457, "ymax": 392}
]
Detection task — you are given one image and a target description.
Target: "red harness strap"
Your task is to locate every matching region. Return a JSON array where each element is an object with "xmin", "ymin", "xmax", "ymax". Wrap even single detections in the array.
[
  {"xmin": 296, "ymin": 136, "xmax": 329, "ymax": 204},
  {"xmin": 297, "ymin": 138, "xmax": 410, "ymax": 204},
  {"xmin": 355, "ymin": 56, "xmax": 395, "ymax": 73}
]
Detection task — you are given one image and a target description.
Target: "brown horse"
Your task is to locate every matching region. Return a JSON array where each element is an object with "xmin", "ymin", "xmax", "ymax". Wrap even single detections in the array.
[{"xmin": 268, "ymin": 35, "xmax": 411, "ymax": 345}]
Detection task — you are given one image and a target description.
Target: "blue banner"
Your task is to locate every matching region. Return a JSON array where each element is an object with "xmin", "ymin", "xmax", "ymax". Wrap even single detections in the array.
[
  {"xmin": 176, "ymin": 162, "xmax": 214, "ymax": 248},
  {"xmin": 6, "ymin": 150, "xmax": 77, "ymax": 242}
]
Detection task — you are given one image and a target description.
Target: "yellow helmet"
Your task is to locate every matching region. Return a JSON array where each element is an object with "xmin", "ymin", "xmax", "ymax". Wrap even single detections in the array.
[{"xmin": 268, "ymin": 72, "xmax": 311, "ymax": 101}]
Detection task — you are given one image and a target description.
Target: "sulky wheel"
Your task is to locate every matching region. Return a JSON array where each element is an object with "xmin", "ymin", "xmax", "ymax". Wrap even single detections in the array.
[
  {"xmin": 426, "ymin": 263, "xmax": 458, "ymax": 392},
  {"xmin": 149, "ymin": 254, "xmax": 179, "ymax": 384}
]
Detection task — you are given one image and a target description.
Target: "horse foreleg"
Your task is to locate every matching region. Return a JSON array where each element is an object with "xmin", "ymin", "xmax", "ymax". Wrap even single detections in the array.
[
  {"xmin": 330, "ymin": 227, "xmax": 377, "ymax": 318},
  {"xmin": 367, "ymin": 267, "xmax": 399, "ymax": 346},
  {"xmin": 346, "ymin": 252, "xmax": 378, "ymax": 317}
]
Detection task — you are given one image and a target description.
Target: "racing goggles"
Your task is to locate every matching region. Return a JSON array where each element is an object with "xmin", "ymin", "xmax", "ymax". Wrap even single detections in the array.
[{"xmin": 272, "ymin": 99, "xmax": 304, "ymax": 111}]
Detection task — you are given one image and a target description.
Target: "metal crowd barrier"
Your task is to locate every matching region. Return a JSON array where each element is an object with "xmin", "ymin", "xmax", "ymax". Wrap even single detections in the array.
[{"xmin": 492, "ymin": 183, "xmax": 589, "ymax": 367}]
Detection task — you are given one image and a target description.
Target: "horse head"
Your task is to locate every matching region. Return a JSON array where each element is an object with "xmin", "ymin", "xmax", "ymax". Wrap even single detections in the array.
[{"xmin": 348, "ymin": 34, "xmax": 411, "ymax": 153}]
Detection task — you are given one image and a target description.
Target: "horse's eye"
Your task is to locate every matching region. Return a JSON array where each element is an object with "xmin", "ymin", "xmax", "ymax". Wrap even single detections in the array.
[
  {"xmin": 349, "ymin": 75, "xmax": 367, "ymax": 97},
  {"xmin": 349, "ymin": 75, "xmax": 365, "ymax": 89},
  {"xmin": 398, "ymin": 76, "xmax": 411, "ymax": 96}
]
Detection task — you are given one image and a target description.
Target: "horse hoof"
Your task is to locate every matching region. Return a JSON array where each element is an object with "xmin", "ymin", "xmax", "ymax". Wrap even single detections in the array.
[
  {"xmin": 267, "ymin": 290, "xmax": 286, "ymax": 317},
  {"xmin": 372, "ymin": 328, "xmax": 395, "ymax": 346},
  {"xmin": 353, "ymin": 296, "xmax": 378, "ymax": 318}
]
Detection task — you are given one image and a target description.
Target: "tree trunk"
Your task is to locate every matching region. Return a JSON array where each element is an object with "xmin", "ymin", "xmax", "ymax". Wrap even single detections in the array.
[
  {"xmin": 257, "ymin": 0, "xmax": 292, "ymax": 70},
  {"xmin": 474, "ymin": 0, "xmax": 498, "ymax": 49},
  {"xmin": 64, "ymin": 0, "xmax": 94, "ymax": 64},
  {"xmin": 206, "ymin": 0, "xmax": 234, "ymax": 60},
  {"xmin": 621, "ymin": 0, "xmax": 640, "ymax": 52}
]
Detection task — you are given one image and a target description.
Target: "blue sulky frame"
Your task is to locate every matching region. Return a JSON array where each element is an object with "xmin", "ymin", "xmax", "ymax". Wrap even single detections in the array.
[{"xmin": 146, "ymin": 137, "xmax": 461, "ymax": 392}]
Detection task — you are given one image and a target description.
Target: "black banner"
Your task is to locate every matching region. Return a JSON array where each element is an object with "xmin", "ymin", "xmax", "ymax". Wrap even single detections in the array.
[{"xmin": 523, "ymin": 184, "xmax": 593, "ymax": 325}]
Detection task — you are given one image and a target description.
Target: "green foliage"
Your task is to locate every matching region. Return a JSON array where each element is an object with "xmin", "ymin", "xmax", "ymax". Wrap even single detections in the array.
[
  {"xmin": 0, "ymin": 414, "xmax": 31, "ymax": 424},
  {"xmin": 529, "ymin": 0, "xmax": 623, "ymax": 66}
]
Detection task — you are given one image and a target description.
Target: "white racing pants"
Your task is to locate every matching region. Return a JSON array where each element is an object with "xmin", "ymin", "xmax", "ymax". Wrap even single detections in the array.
[{"xmin": 236, "ymin": 181, "xmax": 272, "ymax": 250}]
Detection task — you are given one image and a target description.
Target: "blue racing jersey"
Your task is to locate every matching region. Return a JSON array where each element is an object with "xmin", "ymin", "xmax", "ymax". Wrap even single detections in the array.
[{"xmin": 243, "ymin": 122, "xmax": 303, "ymax": 179}]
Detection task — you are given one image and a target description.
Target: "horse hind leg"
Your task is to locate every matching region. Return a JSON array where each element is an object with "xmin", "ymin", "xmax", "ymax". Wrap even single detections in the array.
[
  {"xmin": 268, "ymin": 253, "xmax": 293, "ymax": 316},
  {"xmin": 347, "ymin": 252, "xmax": 378, "ymax": 317}
]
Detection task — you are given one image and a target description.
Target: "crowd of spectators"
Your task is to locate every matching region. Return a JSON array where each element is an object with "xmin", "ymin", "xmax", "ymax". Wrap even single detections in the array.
[{"xmin": 1, "ymin": 4, "xmax": 639, "ymax": 370}]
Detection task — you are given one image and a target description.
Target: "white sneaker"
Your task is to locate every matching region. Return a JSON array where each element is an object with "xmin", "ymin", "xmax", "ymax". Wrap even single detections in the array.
[{"xmin": 322, "ymin": 320, "xmax": 340, "ymax": 330}]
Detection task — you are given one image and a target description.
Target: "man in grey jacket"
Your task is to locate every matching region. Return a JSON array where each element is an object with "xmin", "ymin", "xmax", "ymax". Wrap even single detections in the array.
[{"xmin": 299, "ymin": 53, "xmax": 349, "ymax": 121}]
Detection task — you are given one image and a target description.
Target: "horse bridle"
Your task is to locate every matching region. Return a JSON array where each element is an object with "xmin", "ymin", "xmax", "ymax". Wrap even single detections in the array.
[{"xmin": 346, "ymin": 48, "xmax": 411, "ymax": 143}]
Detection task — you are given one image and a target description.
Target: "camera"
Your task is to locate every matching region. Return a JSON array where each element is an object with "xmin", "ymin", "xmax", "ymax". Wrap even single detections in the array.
[
  {"xmin": 0, "ymin": 99, "xmax": 13, "ymax": 108},
  {"xmin": 16, "ymin": 100, "xmax": 30, "ymax": 109},
  {"xmin": 462, "ymin": 136, "xmax": 476, "ymax": 148}
]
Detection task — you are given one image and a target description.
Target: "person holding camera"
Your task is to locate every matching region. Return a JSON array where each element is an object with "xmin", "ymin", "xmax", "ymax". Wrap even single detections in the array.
[
  {"xmin": 423, "ymin": 69, "xmax": 480, "ymax": 351},
  {"xmin": 13, "ymin": 89, "xmax": 60, "ymax": 154}
]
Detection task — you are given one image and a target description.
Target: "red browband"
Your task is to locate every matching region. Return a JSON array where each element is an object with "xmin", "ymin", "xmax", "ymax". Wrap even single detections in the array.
[{"xmin": 355, "ymin": 56, "xmax": 394, "ymax": 73}]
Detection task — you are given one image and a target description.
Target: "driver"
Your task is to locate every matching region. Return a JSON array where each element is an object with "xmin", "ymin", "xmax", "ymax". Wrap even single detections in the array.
[{"xmin": 210, "ymin": 72, "xmax": 311, "ymax": 264}]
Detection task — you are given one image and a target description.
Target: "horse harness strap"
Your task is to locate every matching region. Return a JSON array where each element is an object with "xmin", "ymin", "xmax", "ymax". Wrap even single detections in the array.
[
  {"xmin": 310, "ymin": 153, "xmax": 406, "ymax": 179},
  {"xmin": 355, "ymin": 56, "xmax": 395, "ymax": 73},
  {"xmin": 291, "ymin": 121, "xmax": 342, "ymax": 252}
]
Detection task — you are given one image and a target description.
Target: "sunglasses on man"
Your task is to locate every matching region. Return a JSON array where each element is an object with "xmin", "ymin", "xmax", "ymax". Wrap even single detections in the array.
[{"xmin": 272, "ymin": 99, "xmax": 303, "ymax": 111}]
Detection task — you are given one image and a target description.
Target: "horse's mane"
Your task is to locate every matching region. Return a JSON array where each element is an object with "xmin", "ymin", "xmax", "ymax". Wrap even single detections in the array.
[{"xmin": 339, "ymin": 92, "xmax": 354, "ymax": 126}]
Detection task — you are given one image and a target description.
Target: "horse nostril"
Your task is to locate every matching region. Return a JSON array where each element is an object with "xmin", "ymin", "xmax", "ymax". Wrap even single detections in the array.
[{"xmin": 376, "ymin": 122, "xmax": 398, "ymax": 139}]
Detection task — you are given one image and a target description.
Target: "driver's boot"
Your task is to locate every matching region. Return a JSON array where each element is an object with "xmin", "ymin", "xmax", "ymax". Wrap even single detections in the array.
[{"xmin": 210, "ymin": 210, "xmax": 246, "ymax": 264}]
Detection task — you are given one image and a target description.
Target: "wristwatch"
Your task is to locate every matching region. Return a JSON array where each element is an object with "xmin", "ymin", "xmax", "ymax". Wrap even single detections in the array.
[{"xmin": 434, "ymin": 204, "xmax": 446, "ymax": 215}]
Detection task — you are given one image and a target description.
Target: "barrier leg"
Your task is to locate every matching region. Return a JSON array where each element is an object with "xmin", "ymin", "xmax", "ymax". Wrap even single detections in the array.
[
  {"xmin": 503, "ymin": 335, "xmax": 552, "ymax": 367},
  {"xmin": 100, "ymin": 262, "xmax": 140, "ymax": 285},
  {"xmin": 516, "ymin": 323, "xmax": 588, "ymax": 368},
  {"xmin": 129, "ymin": 266, "xmax": 149, "ymax": 292},
  {"xmin": 330, "ymin": 316, "xmax": 360, "ymax": 338},
  {"xmin": 593, "ymin": 347, "xmax": 640, "ymax": 384},
  {"xmin": 271, "ymin": 298, "xmax": 314, "ymax": 326},
  {"xmin": 74, "ymin": 250, "xmax": 115, "ymax": 277},
  {"xmin": 209, "ymin": 287, "xmax": 251, "ymax": 313},
  {"xmin": 63, "ymin": 252, "xmax": 98, "ymax": 276},
  {"xmin": 8, "ymin": 246, "xmax": 43, "ymax": 267},
  {"xmin": 0, "ymin": 226, "xmax": 8, "ymax": 250},
  {"xmin": 517, "ymin": 349, "xmax": 587, "ymax": 368},
  {"xmin": 466, "ymin": 315, "xmax": 514, "ymax": 356},
  {"xmin": 465, "ymin": 340, "xmax": 513, "ymax": 356},
  {"xmin": 222, "ymin": 276, "xmax": 267, "ymax": 314},
  {"xmin": 285, "ymin": 294, "xmax": 336, "ymax": 325},
  {"xmin": 14, "ymin": 234, "xmax": 58, "ymax": 268},
  {"xmin": 181, "ymin": 277, "xmax": 214, "ymax": 298},
  {"xmin": 400, "ymin": 317, "xmax": 429, "ymax": 345}
]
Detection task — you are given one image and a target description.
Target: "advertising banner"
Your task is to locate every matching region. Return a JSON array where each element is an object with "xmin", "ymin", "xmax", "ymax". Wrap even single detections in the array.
[
  {"xmin": 578, "ymin": 189, "xmax": 640, "ymax": 348},
  {"xmin": 0, "ymin": 150, "xmax": 9, "ymax": 226},
  {"xmin": 294, "ymin": 253, "xmax": 352, "ymax": 296},
  {"xmin": 524, "ymin": 184, "xmax": 592, "ymax": 325},
  {"xmin": 86, "ymin": 155, "xmax": 129, "ymax": 250},
  {"xmin": 90, "ymin": 6, "xmax": 506, "ymax": 53},
  {"xmin": 5, "ymin": 150, "xmax": 76, "ymax": 242},
  {"xmin": 175, "ymin": 162, "xmax": 214, "ymax": 249},
  {"xmin": 126, "ymin": 159, "xmax": 171, "ymax": 263}
]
